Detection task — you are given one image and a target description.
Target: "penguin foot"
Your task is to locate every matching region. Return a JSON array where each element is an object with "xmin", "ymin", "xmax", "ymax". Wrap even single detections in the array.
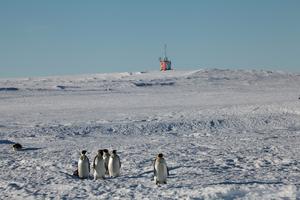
[{"xmin": 94, "ymin": 176, "xmax": 106, "ymax": 180}]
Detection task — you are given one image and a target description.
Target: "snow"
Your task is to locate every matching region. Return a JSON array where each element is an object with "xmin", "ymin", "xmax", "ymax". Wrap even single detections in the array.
[{"xmin": 1, "ymin": 69, "xmax": 300, "ymax": 199}]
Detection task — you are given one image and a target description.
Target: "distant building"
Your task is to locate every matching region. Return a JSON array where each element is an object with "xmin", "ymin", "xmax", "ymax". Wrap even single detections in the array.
[{"xmin": 159, "ymin": 44, "xmax": 172, "ymax": 71}]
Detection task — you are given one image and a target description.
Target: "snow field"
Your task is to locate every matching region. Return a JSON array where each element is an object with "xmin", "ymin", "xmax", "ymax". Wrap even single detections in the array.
[{"xmin": 1, "ymin": 69, "xmax": 300, "ymax": 199}]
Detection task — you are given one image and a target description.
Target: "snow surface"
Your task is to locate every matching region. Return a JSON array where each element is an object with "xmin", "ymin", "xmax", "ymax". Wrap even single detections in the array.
[{"xmin": 1, "ymin": 69, "xmax": 300, "ymax": 199}]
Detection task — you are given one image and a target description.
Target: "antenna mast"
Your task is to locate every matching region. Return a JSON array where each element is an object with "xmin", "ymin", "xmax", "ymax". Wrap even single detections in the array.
[{"xmin": 164, "ymin": 44, "xmax": 167, "ymax": 59}]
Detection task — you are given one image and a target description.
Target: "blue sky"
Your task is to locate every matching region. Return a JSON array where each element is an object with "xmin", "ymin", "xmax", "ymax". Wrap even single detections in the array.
[{"xmin": 0, "ymin": 0, "xmax": 299, "ymax": 77}]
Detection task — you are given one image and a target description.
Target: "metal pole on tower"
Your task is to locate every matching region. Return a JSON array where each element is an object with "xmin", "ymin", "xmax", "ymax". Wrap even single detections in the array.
[{"xmin": 164, "ymin": 44, "xmax": 167, "ymax": 59}]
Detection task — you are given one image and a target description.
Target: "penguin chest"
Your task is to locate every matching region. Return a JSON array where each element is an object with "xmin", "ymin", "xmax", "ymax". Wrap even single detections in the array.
[
  {"xmin": 94, "ymin": 158, "xmax": 105, "ymax": 175},
  {"xmin": 108, "ymin": 157, "xmax": 120, "ymax": 176},
  {"xmin": 103, "ymin": 156, "xmax": 109, "ymax": 167},
  {"xmin": 78, "ymin": 159, "xmax": 89, "ymax": 178},
  {"xmin": 155, "ymin": 162, "xmax": 167, "ymax": 181}
]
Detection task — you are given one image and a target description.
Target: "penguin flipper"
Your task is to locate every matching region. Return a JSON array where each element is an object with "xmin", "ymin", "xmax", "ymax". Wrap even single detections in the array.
[
  {"xmin": 87, "ymin": 157, "xmax": 91, "ymax": 172},
  {"xmin": 93, "ymin": 155, "xmax": 97, "ymax": 169},
  {"xmin": 153, "ymin": 158, "xmax": 157, "ymax": 177},
  {"xmin": 167, "ymin": 166, "xmax": 169, "ymax": 176}
]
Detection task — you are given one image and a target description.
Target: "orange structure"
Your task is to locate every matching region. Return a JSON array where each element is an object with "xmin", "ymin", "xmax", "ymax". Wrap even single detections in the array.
[{"xmin": 159, "ymin": 44, "xmax": 172, "ymax": 71}]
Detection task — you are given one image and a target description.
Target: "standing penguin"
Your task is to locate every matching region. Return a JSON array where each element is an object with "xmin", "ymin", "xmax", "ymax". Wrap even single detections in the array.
[
  {"xmin": 78, "ymin": 150, "xmax": 90, "ymax": 179},
  {"xmin": 153, "ymin": 153, "xmax": 169, "ymax": 185},
  {"xmin": 103, "ymin": 149, "xmax": 110, "ymax": 175},
  {"xmin": 93, "ymin": 149, "xmax": 106, "ymax": 180},
  {"xmin": 108, "ymin": 150, "xmax": 121, "ymax": 177}
]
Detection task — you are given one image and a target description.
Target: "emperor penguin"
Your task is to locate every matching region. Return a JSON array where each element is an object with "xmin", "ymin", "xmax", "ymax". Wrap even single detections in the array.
[
  {"xmin": 93, "ymin": 149, "xmax": 106, "ymax": 180},
  {"xmin": 108, "ymin": 150, "xmax": 121, "ymax": 177},
  {"xmin": 12, "ymin": 143, "xmax": 22, "ymax": 151},
  {"xmin": 153, "ymin": 153, "xmax": 169, "ymax": 185},
  {"xmin": 78, "ymin": 150, "xmax": 90, "ymax": 179},
  {"xmin": 103, "ymin": 149, "xmax": 110, "ymax": 175}
]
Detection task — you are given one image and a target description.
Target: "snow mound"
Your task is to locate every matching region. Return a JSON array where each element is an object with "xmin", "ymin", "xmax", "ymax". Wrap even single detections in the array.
[
  {"xmin": 55, "ymin": 85, "xmax": 81, "ymax": 90},
  {"xmin": 132, "ymin": 79, "xmax": 175, "ymax": 87},
  {"xmin": 0, "ymin": 87, "xmax": 19, "ymax": 91}
]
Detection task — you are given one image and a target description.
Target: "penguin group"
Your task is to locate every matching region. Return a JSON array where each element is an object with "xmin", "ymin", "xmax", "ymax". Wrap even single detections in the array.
[
  {"xmin": 75, "ymin": 149, "xmax": 121, "ymax": 180},
  {"xmin": 75, "ymin": 150, "xmax": 169, "ymax": 185}
]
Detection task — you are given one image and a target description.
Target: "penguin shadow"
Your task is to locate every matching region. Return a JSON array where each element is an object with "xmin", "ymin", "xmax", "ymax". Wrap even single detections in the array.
[
  {"xmin": 67, "ymin": 169, "xmax": 103, "ymax": 180},
  {"xmin": 0, "ymin": 139, "xmax": 15, "ymax": 145},
  {"xmin": 20, "ymin": 147, "xmax": 42, "ymax": 151},
  {"xmin": 152, "ymin": 165, "xmax": 186, "ymax": 181},
  {"xmin": 132, "ymin": 165, "xmax": 182, "ymax": 181},
  {"xmin": 59, "ymin": 170, "xmax": 82, "ymax": 180},
  {"xmin": 121, "ymin": 170, "xmax": 153, "ymax": 180},
  {"xmin": 168, "ymin": 165, "xmax": 181, "ymax": 174}
]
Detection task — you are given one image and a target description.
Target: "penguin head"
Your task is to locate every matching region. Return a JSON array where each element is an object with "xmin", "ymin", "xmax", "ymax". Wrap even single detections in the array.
[
  {"xmin": 158, "ymin": 153, "xmax": 164, "ymax": 158},
  {"xmin": 110, "ymin": 150, "xmax": 117, "ymax": 157},
  {"xmin": 81, "ymin": 150, "xmax": 87, "ymax": 155},
  {"xmin": 98, "ymin": 149, "xmax": 104, "ymax": 156},
  {"xmin": 103, "ymin": 149, "xmax": 109, "ymax": 154}
]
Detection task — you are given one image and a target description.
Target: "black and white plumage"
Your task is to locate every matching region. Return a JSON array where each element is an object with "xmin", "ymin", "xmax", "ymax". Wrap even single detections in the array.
[
  {"xmin": 108, "ymin": 150, "xmax": 121, "ymax": 177},
  {"xmin": 93, "ymin": 150, "xmax": 106, "ymax": 180},
  {"xmin": 12, "ymin": 143, "xmax": 23, "ymax": 151},
  {"xmin": 103, "ymin": 149, "xmax": 110, "ymax": 175},
  {"xmin": 78, "ymin": 150, "xmax": 90, "ymax": 179},
  {"xmin": 153, "ymin": 153, "xmax": 169, "ymax": 185}
]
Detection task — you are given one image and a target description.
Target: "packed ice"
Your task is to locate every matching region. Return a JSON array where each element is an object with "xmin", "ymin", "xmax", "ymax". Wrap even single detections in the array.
[{"xmin": 1, "ymin": 69, "xmax": 300, "ymax": 199}]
